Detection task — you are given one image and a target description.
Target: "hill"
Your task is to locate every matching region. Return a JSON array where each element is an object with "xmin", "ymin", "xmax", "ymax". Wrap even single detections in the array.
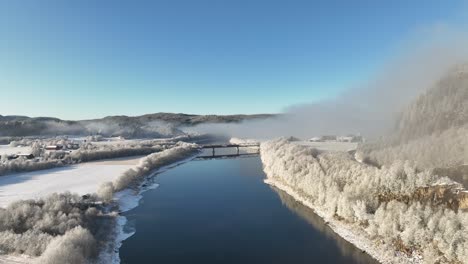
[
  {"xmin": 360, "ymin": 65, "xmax": 468, "ymax": 170},
  {"xmin": 0, "ymin": 113, "xmax": 275, "ymax": 138}
]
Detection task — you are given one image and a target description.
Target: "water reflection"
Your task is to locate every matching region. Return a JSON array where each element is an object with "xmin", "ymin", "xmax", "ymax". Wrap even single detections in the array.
[
  {"xmin": 271, "ymin": 186, "xmax": 378, "ymax": 264},
  {"xmin": 120, "ymin": 157, "xmax": 378, "ymax": 264}
]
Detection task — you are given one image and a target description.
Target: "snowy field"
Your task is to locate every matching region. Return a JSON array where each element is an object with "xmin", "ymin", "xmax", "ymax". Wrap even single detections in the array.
[
  {"xmin": 0, "ymin": 255, "xmax": 33, "ymax": 264},
  {"xmin": 0, "ymin": 156, "xmax": 142, "ymax": 208},
  {"xmin": 229, "ymin": 138, "xmax": 358, "ymax": 152},
  {"xmin": 293, "ymin": 141, "xmax": 358, "ymax": 152},
  {"xmin": 0, "ymin": 145, "xmax": 31, "ymax": 155}
]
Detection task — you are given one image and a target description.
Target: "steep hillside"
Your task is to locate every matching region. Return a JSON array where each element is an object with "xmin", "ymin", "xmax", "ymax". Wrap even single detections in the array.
[
  {"xmin": 360, "ymin": 66, "xmax": 468, "ymax": 170},
  {"xmin": 395, "ymin": 66, "xmax": 468, "ymax": 143}
]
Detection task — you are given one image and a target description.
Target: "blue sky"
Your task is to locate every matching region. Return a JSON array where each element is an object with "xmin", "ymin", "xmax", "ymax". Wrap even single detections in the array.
[{"xmin": 0, "ymin": 0, "xmax": 465, "ymax": 119}]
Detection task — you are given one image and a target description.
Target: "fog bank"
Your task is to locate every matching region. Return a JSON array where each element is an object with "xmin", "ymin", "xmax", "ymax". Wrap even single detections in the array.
[{"xmin": 189, "ymin": 27, "xmax": 468, "ymax": 140}]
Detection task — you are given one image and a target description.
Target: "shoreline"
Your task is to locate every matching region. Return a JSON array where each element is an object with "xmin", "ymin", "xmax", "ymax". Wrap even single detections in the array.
[
  {"xmin": 264, "ymin": 178, "xmax": 421, "ymax": 264},
  {"xmin": 106, "ymin": 153, "xmax": 201, "ymax": 264},
  {"xmin": 0, "ymin": 146, "xmax": 200, "ymax": 264}
]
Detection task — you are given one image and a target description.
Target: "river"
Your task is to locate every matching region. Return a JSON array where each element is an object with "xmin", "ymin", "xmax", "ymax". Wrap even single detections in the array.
[{"xmin": 119, "ymin": 156, "xmax": 377, "ymax": 264}]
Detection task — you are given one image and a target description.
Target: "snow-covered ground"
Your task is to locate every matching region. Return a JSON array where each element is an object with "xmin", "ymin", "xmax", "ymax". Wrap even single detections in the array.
[
  {"xmin": 0, "ymin": 145, "xmax": 31, "ymax": 155},
  {"xmin": 228, "ymin": 138, "xmax": 358, "ymax": 152},
  {"xmin": 0, "ymin": 255, "xmax": 34, "ymax": 264},
  {"xmin": 0, "ymin": 156, "xmax": 142, "ymax": 208},
  {"xmin": 229, "ymin": 137, "xmax": 260, "ymax": 145},
  {"xmin": 0, "ymin": 142, "xmax": 200, "ymax": 264},
  {"xmin": 293, "ymin": 141, "xmax": 358, "ymax": 152}
]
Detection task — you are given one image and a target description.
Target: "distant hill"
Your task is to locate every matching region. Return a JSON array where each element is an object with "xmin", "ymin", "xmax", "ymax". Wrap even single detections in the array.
[
  {"xmin": 86, "ymin": 112, "xmax": 274, "ymax": 127},
  {"xmin": 0, "ymin": 113, "xmax": 275, "ymax": 137}
]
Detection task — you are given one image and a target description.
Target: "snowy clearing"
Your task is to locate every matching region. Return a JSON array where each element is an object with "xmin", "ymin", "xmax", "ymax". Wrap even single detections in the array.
[
  {"xmin": 292, "ymin": 141, "xmax": 358, "ymax": 152},
  {"xmin": 0, "ymin": 156, "xmax": 141, "ymax": 208},
  {"xmin": 0, "ymin": 255, "xmax": 33, "ymax": 264},
  {"xmin": 0, "ymin": 145, "xmax": 31, "ymax": 155}
]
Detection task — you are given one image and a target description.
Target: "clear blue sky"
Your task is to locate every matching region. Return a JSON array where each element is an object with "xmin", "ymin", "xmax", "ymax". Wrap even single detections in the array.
[{"xmin": 0, "ymin": 0, "xmax": 465, "ymax": 120}]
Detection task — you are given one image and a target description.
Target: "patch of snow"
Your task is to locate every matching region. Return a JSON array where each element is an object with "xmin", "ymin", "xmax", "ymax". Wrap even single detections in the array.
[
  {"xmin": 0, "ymin": 163, "xmax": 134, "ymax": 208},
  {"xmin": 0, "ymin": 254, "xmax": 34, "ymax": 264},
  {"xmin": 0, "ymin": 145, "xmax": 31, "ymax": 156},
  {"xmin": 292, "ymin": 141, "xmax": 357, "ymax": 152},
  {"xmin": 229, "ymin": 137, "xmax": 259, "ymax": 145}
]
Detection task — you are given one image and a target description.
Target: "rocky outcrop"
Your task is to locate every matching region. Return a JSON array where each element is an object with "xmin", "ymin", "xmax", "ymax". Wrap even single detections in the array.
[{"xmin": 378, "ymin": 184, "xmax": 468, "ymax": 211}]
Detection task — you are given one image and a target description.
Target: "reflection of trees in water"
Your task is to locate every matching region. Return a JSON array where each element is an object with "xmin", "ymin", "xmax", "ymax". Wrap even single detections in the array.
[{"xmin": 271, "ymin": 186, "xmax": 378, "ymax": 264}]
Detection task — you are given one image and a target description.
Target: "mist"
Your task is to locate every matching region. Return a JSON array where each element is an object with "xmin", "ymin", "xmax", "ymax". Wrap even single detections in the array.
[{"xmin": 189, "ymin": 26, "xmax": 468, "ymax": 140}]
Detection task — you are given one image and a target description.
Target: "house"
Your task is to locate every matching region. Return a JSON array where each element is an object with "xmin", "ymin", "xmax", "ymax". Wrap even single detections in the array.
[
  {"xmin": 309, "ymin": 136, "xmax": 323, "ymax": 142},
  {"xmin": 337, "ymin": 136, "xmax": 354, "ymax": 142},
  {"xmin": 66, "ymin": 143, "xmax": 80, "ymax": 150},
  {"xmin": 45, "ymin": 145, "xmax": 63, "ymax": 151}
]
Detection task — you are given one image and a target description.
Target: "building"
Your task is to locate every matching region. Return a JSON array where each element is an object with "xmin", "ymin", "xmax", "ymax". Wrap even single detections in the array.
[
  {"xmin": 66, "ymin": 143, "xmax": 80, "ymax": 150},
  {"xmin": 337, "ymin": 136, "xmax": 354, "ymax": 142},
  {"xmin": 309, "ymin": 137, "xmax": 323, "ymax": 142},
  {"xmin": 45, "ymin": 145, "xmax": 63, "ymax": 151}
]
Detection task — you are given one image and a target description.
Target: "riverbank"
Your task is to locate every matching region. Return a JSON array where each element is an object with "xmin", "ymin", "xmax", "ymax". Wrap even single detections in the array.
[
  {"xmin": 260, "ymin": 138, "xmax": 468, "ymax": 264},
  {"xmin": 264, "ymin": 179, "xmax": 413, "ymax": 264},
  {"xmin": 0, "ymin": 142, "xmax": 200, "ymax": 264},
  {"xmin": 106, "ymin": 152, "xmax": 201, "ymax": 264}
]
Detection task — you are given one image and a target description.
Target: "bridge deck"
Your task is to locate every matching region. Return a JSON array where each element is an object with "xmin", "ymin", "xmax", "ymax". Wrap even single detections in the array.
[{"xmin": 199, "ymin": 143, "xmax": 260, "ymax": 158}]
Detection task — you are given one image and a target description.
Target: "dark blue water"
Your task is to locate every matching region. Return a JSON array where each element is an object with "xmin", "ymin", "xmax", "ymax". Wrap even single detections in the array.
[{"xmin": 119, "ymin": 157, "xmax": 377, "ymax": 264}]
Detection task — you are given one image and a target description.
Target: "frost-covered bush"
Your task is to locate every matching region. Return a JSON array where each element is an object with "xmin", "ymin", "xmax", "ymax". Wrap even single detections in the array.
[
  {"xmin": 0, "ymin": 159, "xmax": 63, "ymax": 176},
  {"xmin": 261, "ymin": 138, "xmax": 468, "ymax": 263},
  {"xmin": 97, "ymin": 142, "xmax": 199, "ymax": 201},
  {"xmin": 0, "ymin": 139, "xmax": 177, "ymax": 176},
  {"xmin": 69, "ymin": 144, "xmax": 164, "ymax": 163},
  {"xmin": 68, "ymin": 138, "xmax": 185, "ymax": 163},
  {"xmin": 97, "ymin": 182, "xmax": 115, "ymax": 203},
  {"xmin": 38, "ymin": 226, "xmax": 97, "ymax": 264},
  {"xmin": 0, "ymin": 193, "xmax": 114, "ymax": 263},
  {"xmin": 30, "ymin": 142, "xmax": 44, "ymax": 157}
]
